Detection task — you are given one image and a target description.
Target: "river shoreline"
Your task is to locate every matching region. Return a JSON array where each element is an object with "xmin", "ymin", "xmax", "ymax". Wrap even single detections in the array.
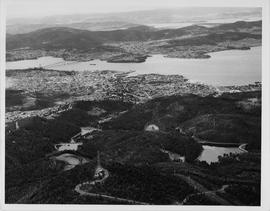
[
  {"xmin": 6, "ymin": 46, "xmax": 262, "ymax": 87},
  {"xmin": 6, "ymin": 43, "xmax": 260, "ymax": 63}
]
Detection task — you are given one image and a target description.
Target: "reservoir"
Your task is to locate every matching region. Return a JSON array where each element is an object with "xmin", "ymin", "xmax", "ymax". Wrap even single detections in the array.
[
  {"xmin": 6, "ymin": 46, "xmax": 261, "ymax": 86},
  {"xmin": 198, "ymin": 145, "xmax": 244, "ymax": 164}
]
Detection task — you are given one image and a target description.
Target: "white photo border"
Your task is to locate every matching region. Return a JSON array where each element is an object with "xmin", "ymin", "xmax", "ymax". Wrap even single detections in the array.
[{"xmin": 0, "ymin": 0, "xmax": 269, "ymax": 211}]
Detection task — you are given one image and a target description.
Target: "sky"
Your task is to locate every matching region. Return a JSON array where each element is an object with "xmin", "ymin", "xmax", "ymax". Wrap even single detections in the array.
[
  {"xmin": 6, "ymin": 0, "xmax": 262, "ymax": 19},
  {"xmin": 6, "ymin": 0, "xmax": 176, "ymax": 19}
]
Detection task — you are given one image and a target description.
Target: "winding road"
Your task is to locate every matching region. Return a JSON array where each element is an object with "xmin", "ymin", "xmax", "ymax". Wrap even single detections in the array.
[
  {"xmin": 175, "ymin": 173, "xmax": 231, "ymax": 205},
  {"xmin": 74, "ymin": 167, "xmax": 149, "ymax": 205},
  {"xmin": 74, "ymin": 186, "xmax": 149, "ymax": 205}
]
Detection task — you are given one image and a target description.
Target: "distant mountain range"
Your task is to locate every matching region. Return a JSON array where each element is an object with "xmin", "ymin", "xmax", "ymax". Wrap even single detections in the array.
[
  {"xmin": 7, "ymin": 7, "xmax": 261, "ymax": 34},
  {"xmin": 6, "ymin": 21, "xmax": 141, "ymax": 35},
  {"xmin": 6, "ymin": 20, "xmax": 262, "ymax": 51}
]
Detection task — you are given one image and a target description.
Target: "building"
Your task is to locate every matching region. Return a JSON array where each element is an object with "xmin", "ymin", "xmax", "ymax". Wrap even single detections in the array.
[
  {"xmin": 15, "ymin": 121, "xmax": 19, "ymax": 130},
  {"xmin": 145, "ymin": 124, "xmax": 159, "ymax": 132},
  {"xmin": 160, "ymin": 149, "xmax": 185, "ymax": 163},
  {"xmin": 54, "ymin": 142, "xmax": 83, "ymax": 151},
  {"xmin": 94, "ymin": 151, "xmax": 108, "ymax": 182}
]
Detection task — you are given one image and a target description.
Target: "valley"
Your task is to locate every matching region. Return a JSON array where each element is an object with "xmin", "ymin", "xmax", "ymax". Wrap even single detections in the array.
[{"xmin": 5, "ymin": 91, "xmax": 261, "ymax": 205}]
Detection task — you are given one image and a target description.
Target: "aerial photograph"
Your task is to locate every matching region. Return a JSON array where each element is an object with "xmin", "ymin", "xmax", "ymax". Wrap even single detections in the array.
[{"xmin": 4, "ymin": 0, "xmax": 263, "ymax": 206}]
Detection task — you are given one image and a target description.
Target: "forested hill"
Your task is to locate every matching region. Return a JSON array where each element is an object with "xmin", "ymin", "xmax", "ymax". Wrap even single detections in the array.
[{"xmin": 6, "ymin": 20, "xmax": 261, "ymax": 51}]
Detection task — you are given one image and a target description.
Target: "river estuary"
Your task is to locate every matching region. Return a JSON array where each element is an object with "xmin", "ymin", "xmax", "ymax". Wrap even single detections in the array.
[{"xmin": 6, "ymin": 47, "xmax": 261, "ymax": 86}]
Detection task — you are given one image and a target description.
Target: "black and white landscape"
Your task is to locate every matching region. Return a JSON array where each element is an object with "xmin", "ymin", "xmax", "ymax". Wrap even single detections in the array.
[{"xmin": 5, "ymin": 2, "xmax": 262, "ymax": 206}]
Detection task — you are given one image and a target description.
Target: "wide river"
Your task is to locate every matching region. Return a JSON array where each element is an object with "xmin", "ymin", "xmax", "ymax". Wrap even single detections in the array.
[{"xmin": 6, "ymin": 46, "xmax": 261, "ymax": 86}]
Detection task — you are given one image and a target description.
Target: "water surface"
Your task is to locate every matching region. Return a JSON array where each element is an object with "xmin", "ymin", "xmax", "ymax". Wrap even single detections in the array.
[
  {"xmin": 198, "ymin": 145, "xmax": 243, "ymax": 164},
  {"xmin": 6, "ymin": 47, "xmax": 261, "ymax": 86}
]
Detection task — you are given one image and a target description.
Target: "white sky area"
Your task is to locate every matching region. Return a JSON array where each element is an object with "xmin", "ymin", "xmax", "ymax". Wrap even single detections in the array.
[
  {"xmin": 7, "ymin": 0, "xmax": 178, "ymax": 19},
  {"xmin": 6, "ymin": 0, "xmax": 262, "ymax": 20}
]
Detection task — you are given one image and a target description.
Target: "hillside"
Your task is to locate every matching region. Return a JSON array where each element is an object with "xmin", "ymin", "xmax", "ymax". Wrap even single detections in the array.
[
  {"xmin": 6, "ymin": 27, "xmax": 103, "ymax": 50},
  {"xmin": 212, "ymin": 20, "xmax": 262, "ymax": 31},
  {"xmin": 5, "ymin": 92, "xmax": 261, "ymax": 204},
  {"xmin": 6, "ymin": 20, "xmax": 261, "ymax": 51},
  {"xmin": 102, "ymin": 92, "xmax": 261, "ymax": 150},
  {"xmin": 6, "ymin": 21, "xmax": 141, "ymax": 35}
]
